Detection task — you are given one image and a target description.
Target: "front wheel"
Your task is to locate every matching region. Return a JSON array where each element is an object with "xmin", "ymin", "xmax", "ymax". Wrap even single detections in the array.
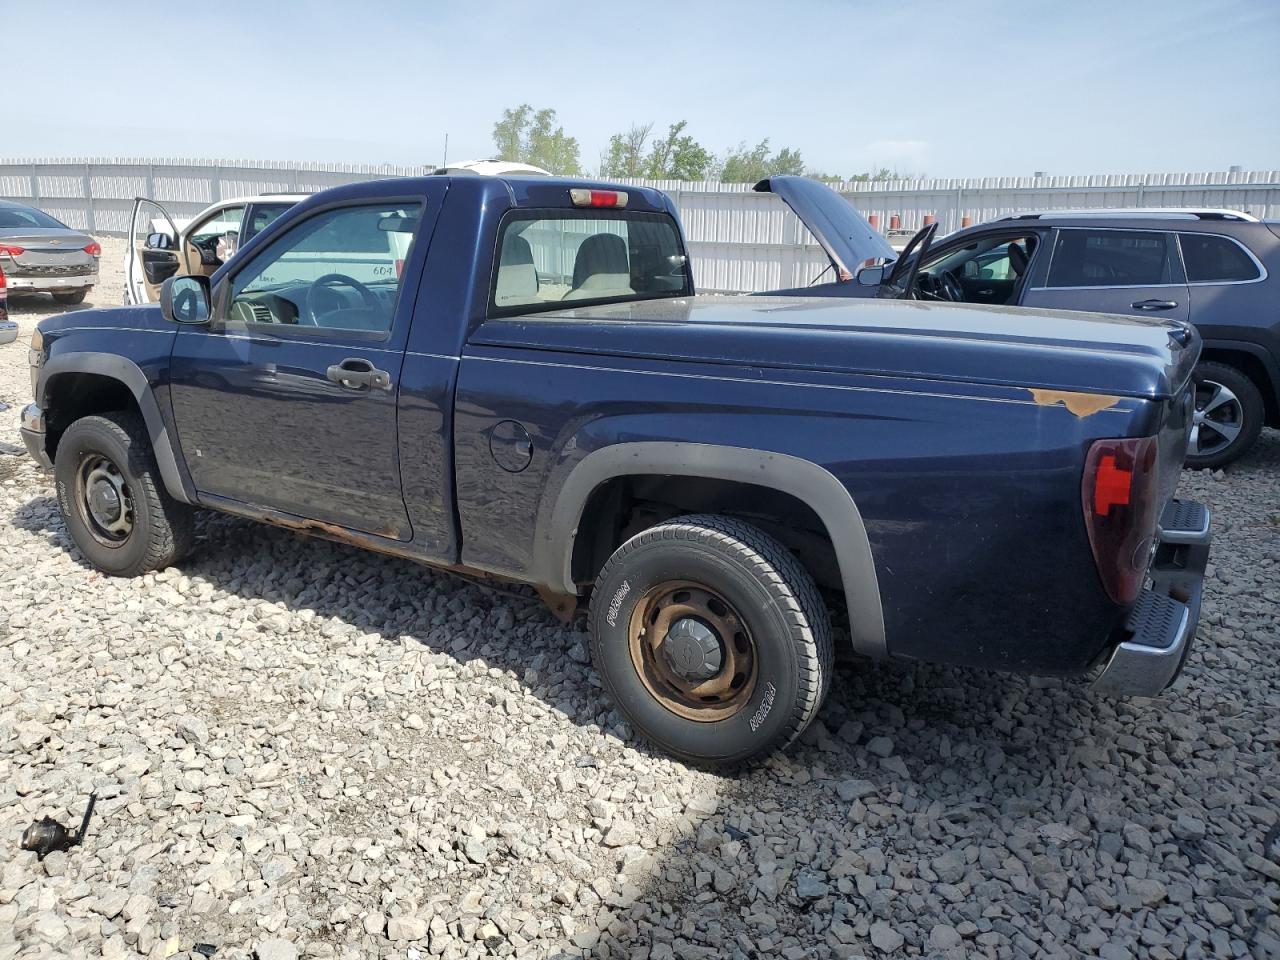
[
  {"xmin": 589, "ymin": 514, "xmax": 833, "ymax": 767},
  {"xmin": 52, "ymin": 289, "xmax": 89, "ymax": 305},
  {"xmin": 1185, "ymin": 361, "xmax": 1264, "ymax": 470},
  {"xmin": 54, "ymin": 412, "xmax": 195, "ymax": 577}
]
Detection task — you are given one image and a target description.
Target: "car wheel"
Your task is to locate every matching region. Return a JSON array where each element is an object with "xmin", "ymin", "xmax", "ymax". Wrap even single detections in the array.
[
  {"xmin": 1185, "ymin": 361, "xmax": 1264, "ymax": 470},
  {"xmin": 52, "ymin": 289, "xmax": 88, "ymax": 305},
  {"xmin": 589, "ymin": 514, "xmax": 833, "ymax": 767},
  {"xmin": 54, "ymin": 412, "xmax": 195, "ymax": 577}
]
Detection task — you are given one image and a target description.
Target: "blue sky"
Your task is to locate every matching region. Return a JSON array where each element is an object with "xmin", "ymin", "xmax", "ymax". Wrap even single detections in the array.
[{"xmin": 2, "ymin": 0, "xmax": 1277, "ymax": 177}]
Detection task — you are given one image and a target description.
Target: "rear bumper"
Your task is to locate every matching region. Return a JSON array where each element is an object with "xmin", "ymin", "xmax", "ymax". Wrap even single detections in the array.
[
  {"xmin": 20, "ymin": 403, "xmax": 52, "ymax": 469},
  {"xmin": 1092, "ymin": 499, "xmax": 1211, "ymax": 697},
  {"xmin": 5, "ymin": 271, "xmax": 97, "ymax": 292},
  {"xmin": 0, "ymin": 319, "xmax": 16, "ymax": 345}
]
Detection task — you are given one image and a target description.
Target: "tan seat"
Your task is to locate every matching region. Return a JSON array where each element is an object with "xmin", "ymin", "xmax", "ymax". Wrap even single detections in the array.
[
  {"xmin": 563, "ymin": 234, "xmax": 633, "ymax": 301},
  {"xmin": 494, "ymin": 233, "xmax": 539, "ymax": 306}
]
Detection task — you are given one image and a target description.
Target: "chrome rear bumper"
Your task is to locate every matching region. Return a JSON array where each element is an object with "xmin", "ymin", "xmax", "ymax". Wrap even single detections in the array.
[{"xmin": 1092, "ymin": 499, "xmax": 1211, "ymax": 698}]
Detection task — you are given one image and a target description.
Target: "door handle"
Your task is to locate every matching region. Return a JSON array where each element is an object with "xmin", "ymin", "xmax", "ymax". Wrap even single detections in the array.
[
  {"xmin": 1131, "ymin": 299, "xmax": 1178, "ymax": 311},
  {"xmin": 326, "ymin": 358, "xmax": 392, "ymax": 391}
]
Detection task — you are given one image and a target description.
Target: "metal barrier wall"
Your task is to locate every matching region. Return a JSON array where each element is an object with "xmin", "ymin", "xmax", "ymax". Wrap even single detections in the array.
[{"xmin": 3, "ymin": 158, "xmax": 1277, "ymax": 292}]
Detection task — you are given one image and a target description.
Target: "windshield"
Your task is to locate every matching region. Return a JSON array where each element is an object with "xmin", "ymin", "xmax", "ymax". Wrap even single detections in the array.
[
  {"xmin": 0, "ymin": 204, "xmax": 69, "ymax": 230},
  {"xmin": 490, "ymin": 211, "xmax": 691, "ymax": 315}
]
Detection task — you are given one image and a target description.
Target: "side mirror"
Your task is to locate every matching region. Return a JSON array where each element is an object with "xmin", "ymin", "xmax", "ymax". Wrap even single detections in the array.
[
  {"xmin": 856, "ymin": 264, "xmax": 886, "ymax": 286},
  {"xmin": 160, "ymin": 275, "xmax": 211, "ymax": 324},
  {"xmin": 146, "ymin": 232, "xmax": 174, "ymax": 250}
]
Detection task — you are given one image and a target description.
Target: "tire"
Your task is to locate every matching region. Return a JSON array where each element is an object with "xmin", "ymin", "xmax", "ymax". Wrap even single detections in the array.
[
  {"xmin": 52, "ymin": 289, "xmax": 88, "ymax": 305},
  {"xmin": 1185, "ymin": 361, "xmax": 1264, "ymax": 470},
  {"xmin": 588, "ymin": 514, "xmax": 833, "ymax": 767},
  {"xmin": 54, "ymin": 412, "xmax": 195, "ymax": 577}
]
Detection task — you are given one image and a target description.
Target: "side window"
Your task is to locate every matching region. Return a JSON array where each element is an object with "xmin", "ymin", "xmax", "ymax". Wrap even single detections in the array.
[
  {"xmin": 1179, "ymin": 233, "xmax": 1260, "ymax": 283},
  {"xmin": 244, "ymin": 203, "xmax": 295, "ymax": 242},
  {"xmin": 228, "ymin": 202, "xmax": 421, "ymax": 335},
  {"xmin": 189, "ymin": 205, "xmax": 246, "ymax": 262},
  {"xmin": 491, "ymin": 212, "xmax": 690, "ymax": 314},
  {"xmin": 1048, "ymin": 230, "xmax": 1173, "ymax": 288},
  {"xmin": 970, "ymin": 244, "xmax": 1014, "ymax": 280}
]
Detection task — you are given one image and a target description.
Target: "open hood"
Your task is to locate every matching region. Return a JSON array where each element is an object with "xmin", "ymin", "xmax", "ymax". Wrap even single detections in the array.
[{"xmin": 753, "ymin": 176, "xmax": 896, "ymax": 281}]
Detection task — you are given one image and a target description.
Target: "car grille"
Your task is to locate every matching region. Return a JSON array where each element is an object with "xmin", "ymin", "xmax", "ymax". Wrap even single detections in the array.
[{"xmin": 13, "ymin": 264, "xmax": 94, "ymax": 278}]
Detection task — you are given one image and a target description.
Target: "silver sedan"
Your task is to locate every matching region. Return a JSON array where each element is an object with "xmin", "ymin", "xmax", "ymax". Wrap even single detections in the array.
[{"xmin": 0, "ymin": 199, "xmax": 99, "ymax": 304}]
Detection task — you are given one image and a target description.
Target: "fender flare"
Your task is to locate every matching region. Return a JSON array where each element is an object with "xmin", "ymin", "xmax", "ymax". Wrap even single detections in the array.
[
  {"xmin": 536, "ymin": 441, "xmax": 887, "ymax": 659},
  {"xmin": 38, "ymin": 352, "xmax": 194, "ymax": 504}
]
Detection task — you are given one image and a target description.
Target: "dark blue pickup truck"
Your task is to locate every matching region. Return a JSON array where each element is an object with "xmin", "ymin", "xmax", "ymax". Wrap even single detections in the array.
[{"xmin": 20, "ymin": 174, "xmax": 1211, "ymax": 766}]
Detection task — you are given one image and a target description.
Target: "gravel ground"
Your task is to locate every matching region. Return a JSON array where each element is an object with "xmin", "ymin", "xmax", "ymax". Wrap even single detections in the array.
[{"xmin": 2, "ymin": 238, "xmax": 1278, "ymax": 960}]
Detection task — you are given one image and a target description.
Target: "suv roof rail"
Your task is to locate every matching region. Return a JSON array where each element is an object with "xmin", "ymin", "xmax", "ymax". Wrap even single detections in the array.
[
  {"xmin": 1002, "ymin": 208, "xmax": 1259, "ymax": 222},
  {"xmin": 259, "ymin": 191, "xmax": 312, "ymax": 197}
]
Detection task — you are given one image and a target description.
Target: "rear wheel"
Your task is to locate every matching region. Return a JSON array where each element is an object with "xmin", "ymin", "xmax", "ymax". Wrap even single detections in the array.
[
  {"xmin": 1185, "ymin": 361, "xmax": 1264, "ymax": 470},
  {"xmin": 52, "ymin": 289, "xmax": 88, "ymax": 305},
  {"xmin": 589, "ymin": 514, "xmax": 833, "ymax": 767},
  {"xmin": 54, "ymin": 412, "xmax": 194, "ymax": 576}
]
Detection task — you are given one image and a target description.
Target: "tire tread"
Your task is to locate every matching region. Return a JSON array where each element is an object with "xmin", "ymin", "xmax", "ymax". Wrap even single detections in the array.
[
  {"xmin": 56, "ymin": 412, "xmax": 194, "ymax": 576},
  {"xmin": 589, "ymin": 513, "xmax": 833, "ymax": 764}
]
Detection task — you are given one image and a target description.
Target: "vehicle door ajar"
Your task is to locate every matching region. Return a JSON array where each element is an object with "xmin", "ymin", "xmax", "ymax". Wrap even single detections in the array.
[
  {"xmin": 126, "ymin": 198, "xmax": 182, "ymax": 304},
  {"xmin": 1021, "ymin": 227, "xmax": 1190, "ymax": 323},
  {"xmin": 167, "ymin": 193, "xmax": 442, "ymax": 541}
]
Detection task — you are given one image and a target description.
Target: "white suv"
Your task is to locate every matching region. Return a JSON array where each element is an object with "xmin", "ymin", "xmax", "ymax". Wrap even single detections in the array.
[{"xmin": 125, "ymin": 193, "xmax": 308, "ymax": 305}]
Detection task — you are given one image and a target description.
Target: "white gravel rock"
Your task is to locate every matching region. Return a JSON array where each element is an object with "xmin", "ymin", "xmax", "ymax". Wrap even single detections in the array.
[{"xmin": 0, "ymin": 245, "xmax": 1277, "ymax": 958}]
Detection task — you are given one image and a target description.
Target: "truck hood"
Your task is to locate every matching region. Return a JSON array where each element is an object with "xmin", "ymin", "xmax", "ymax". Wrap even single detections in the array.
[
  {"xmin": 753, "ymin": 176, "xmax": 897, "ymax": 280},
  {"xmin": 37, "ymin": 304, "xmax": 168, "ymax": 335},
  {"xmin": 475, "ymin": 295, "xmax": 1198, "ymax": 400}
]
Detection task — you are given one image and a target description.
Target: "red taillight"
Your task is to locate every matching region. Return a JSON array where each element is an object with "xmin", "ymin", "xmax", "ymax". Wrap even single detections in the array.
[
  {"xmin": 0, "ymin": 265, "xmax": 6, "ymax": 290},
  {"xmin": 83, "ymin": 242, "xmax": 102, "ymax": 257},
  {"xmin": 569, "ymin": 188, "xmax": 629, "ymax": 208},
  {"xmin": 0, "ymin": 244, "xmax": 24, "ymax": 257},
  {"xmin": 1092, "ymin": 454, "xmax": 1132, "ymax": 515},
  {"xmin": 1082, "ymin": 436, "xmax": 1160, "ymax": 605}
]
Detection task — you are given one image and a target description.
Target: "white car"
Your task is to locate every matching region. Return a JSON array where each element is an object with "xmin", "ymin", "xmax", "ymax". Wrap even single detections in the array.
[
  {"xmin": 125, "ymin": 194, "xmax": 307, "ymax": 304},
  {"xmin": 431, "ymin": 159, "xmax": 551, "ymax": 177}
]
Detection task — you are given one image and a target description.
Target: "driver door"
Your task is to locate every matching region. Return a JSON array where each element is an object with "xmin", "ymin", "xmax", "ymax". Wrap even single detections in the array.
[
  {"xmin": 125, "ymin": 198, "xmax": 182, "ymax": 304},
  {"xmin": 168, "ymin": 194, "xmax": 441, "ymax": 541}
]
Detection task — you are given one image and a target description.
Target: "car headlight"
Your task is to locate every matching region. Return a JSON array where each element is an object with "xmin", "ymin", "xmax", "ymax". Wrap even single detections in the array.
[{"xmin": 29, "ymin": 328, "xmax": 44, "ymax": 396}]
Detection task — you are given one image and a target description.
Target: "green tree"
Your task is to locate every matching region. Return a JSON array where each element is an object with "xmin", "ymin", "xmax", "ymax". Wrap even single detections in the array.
[
  {"xmin": 807, "ymin": 167, "xmax": 919, "ymax": 184},
  {"xmin": 492, "ymin": 104, "xmax": 582, "ymax": 175},
  {"xmin": 643, "ymin": 121, "xmax": 713, "ymax": 181},
  {"xmin": 600, "ymin": 123, "xmax": 654, "ymax": 179},
  {"xmin": 850, "ymin": 167, "xmax": 897, "ymax": 182},
  {"xmin": 717, "ymin": 139, "xmax": 805, "ymax": 182}
]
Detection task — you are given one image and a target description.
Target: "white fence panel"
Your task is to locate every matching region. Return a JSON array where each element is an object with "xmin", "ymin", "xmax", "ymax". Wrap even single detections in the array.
[{"xmin": 2, "ymin": 158, "xmax": 1277, "ymax": 292}]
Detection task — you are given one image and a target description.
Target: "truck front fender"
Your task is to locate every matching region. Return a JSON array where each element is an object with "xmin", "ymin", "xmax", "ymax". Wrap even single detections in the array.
[
  {"xmin": 536, "ymin": 441, "xmax": 887, "ymax": 659},
  {"xmin": 38, "ymin": 352, "xmax": 193, "ymax": 504}
]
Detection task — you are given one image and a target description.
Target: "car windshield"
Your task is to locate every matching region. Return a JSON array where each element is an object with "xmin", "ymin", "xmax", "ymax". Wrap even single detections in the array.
[
  {"xmin": 491, "ymin": 211, "xmax": 691, "ymax": 314},
  {"xmin": 0, "ymin": 205, "xmax": 69, "ymax": 230}
]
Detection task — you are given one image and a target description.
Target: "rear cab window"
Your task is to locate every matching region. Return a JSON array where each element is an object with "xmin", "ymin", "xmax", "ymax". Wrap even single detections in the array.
[
  {"xmin": 1177, "ymin": 233, "xmax": 1261, "ymax": 283},
  {"xmin": 1047, "ymin": 229, "xmax": 1174, "ymax": 287},
  {"xmin": 489, "ymin": 209, "xmax": 691, "ymax": 315}
]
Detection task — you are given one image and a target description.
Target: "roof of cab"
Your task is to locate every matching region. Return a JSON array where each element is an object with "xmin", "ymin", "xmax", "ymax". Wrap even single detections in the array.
[{"xmin": 276, "ymin": 174, "xmax": 677, "ymax": 221}]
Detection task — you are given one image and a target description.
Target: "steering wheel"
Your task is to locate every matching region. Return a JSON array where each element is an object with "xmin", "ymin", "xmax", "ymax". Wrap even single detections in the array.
[
  {"xmin": 303, "ymin": 274, "xmax": 380, "ymax": 326},
  {"xmin": 936, "ymin": 270, "xmax": 964, "ymax": 302}
]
